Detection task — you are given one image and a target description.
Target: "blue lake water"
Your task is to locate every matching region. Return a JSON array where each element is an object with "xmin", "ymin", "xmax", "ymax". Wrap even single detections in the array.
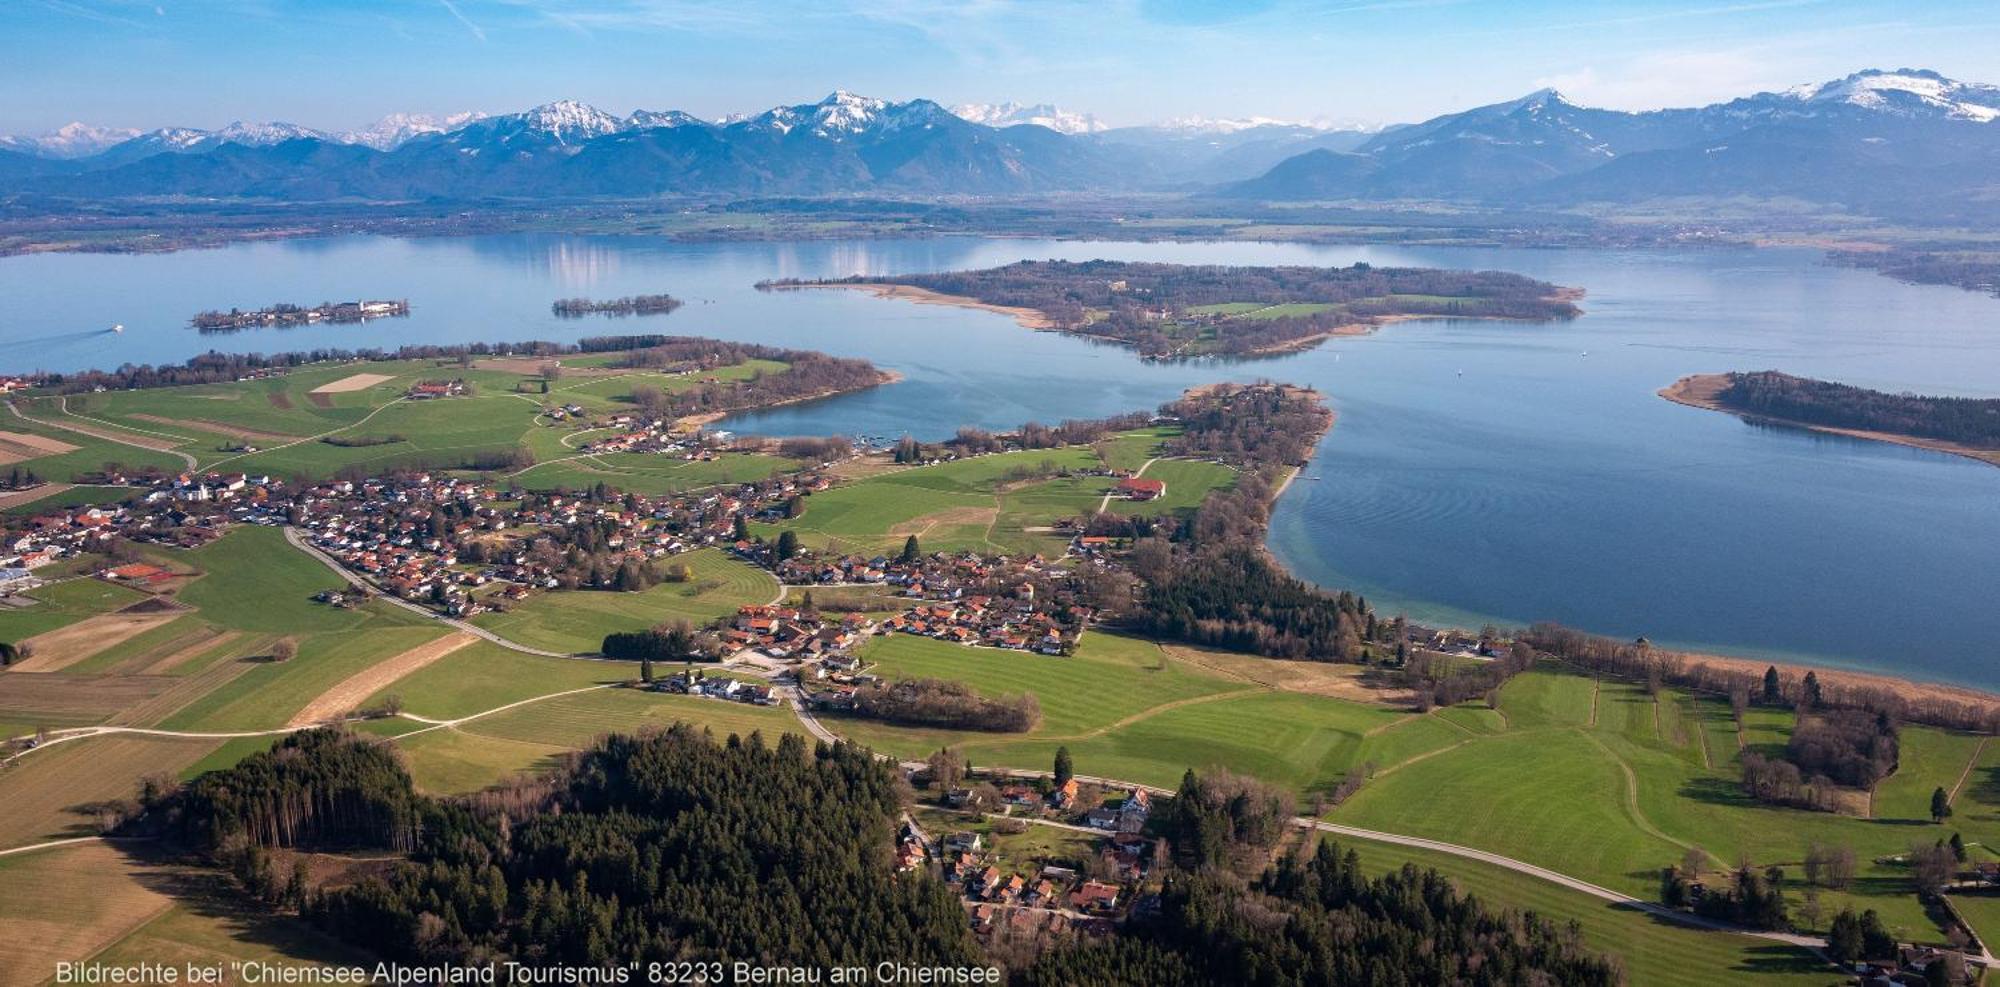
[{"xmin": 0, "ymin": 234, "xmax": 1994, "ymax": 686}]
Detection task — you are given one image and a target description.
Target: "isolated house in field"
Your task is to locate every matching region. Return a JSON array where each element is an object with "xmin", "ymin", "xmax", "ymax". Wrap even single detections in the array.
[{"xmin": 1117, "ymin": 477, "xmax": 1165, "ymax": 501}]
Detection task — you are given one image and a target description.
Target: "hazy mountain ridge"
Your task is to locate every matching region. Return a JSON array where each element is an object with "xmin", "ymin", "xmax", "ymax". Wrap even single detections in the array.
[
  {"xmin": 1224, "ymin": 69, "xmax": 2000, "ymax": 220},
  {"xmin": 6, "ymin": 70, "xmax": 1998, "ymax": 221}
]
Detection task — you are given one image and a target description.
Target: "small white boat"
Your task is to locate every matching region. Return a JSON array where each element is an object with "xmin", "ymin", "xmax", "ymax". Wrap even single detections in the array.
[{"xmin": 110, "ymin": 324, "xmax": 124, "ymax": 333}]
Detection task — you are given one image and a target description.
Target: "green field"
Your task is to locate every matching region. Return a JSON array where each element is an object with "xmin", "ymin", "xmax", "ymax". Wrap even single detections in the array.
[
  {"xmin": 1104, "ymin": 457, "xmax": 1237, "ymax": 516},
  {"xmin": 1325, "ymin": 665, "xmax": 1991, "ymax": 943},
  {"xmin": 0, "ymin": 577, "xmax": 148, "ymax": 641},
  {"xmin": 759, "ymin": 437, "xmax": 1236, "ymax": 556},
  {"xmin": 1336, "ymin": 834, "xmax": 1842, "ymax": 987},
  {"xmin": 806, "ymin": 640, "xmax": 1998, "ymax": 950},
  {"xmin": 395, "ymin": 687, "xmax": 803, "ymax": 793},
  {"xmin": 3, "ymin": 354, "xmax": 806, "ymax": 491},
  {"xmin": 364, "ymin": 641, "xmax": 628, "ymax": 720},
  {"xmin": 469, "ymin": 547, "xmax": 776, "ymax": 654}
]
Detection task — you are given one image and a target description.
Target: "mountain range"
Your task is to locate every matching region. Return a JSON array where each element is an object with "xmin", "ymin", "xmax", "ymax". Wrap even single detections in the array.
[{"xmin": 3, "ymin": 70, "xmax": 1996, "ymax": 222}]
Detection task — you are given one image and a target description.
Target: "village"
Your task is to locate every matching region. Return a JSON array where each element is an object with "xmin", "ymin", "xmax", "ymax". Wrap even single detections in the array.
[{"xmin": 892, "ymin": 768, "xmax": 1161, "ymax": 943}]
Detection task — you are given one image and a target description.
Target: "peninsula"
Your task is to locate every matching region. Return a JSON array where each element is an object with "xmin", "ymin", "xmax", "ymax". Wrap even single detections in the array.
[
  {"xmin": 761, "ymin": 259, "xmax": 1581, "ymax": 359},
  {"xmin": 1663, "ymin": 371, "xmax": 2000, "ymax": 468}
]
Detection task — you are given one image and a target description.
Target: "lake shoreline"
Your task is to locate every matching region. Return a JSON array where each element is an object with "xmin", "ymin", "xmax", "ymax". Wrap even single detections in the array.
[
  {"xmin": 772, "ymin": 282, "xmax": 1058, "ymax": 330},
  {"xmin": 1660, "ymin": 373, "xmax": 2000, "ymax": 469}
]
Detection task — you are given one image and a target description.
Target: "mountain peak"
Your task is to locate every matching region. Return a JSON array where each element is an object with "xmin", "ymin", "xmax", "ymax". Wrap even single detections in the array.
[
  {"xmin": 1784, "ymin": 68, "xmax": 1998, "ymax": 122},
  {"xmin": 342, "ymin": 111, "xmax": 488, "ymax": 150},
  {"xmin": 952, "ymin": 102, "xmax": 1107, "ymax": 134},
  {"xmin": 517, "ymin": 100, "xmax": 625, "ymax": 142}
]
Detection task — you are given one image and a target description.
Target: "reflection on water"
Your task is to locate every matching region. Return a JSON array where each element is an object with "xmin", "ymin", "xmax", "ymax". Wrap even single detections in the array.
[{"xmin": 0, "ymin": 234, "xmax": 1996, "ymax": 686}]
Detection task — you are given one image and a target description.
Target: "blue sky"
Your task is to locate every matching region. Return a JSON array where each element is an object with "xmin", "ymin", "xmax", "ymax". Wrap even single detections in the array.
[{"xmin": 6, "ymin": 0, "xmax": 2000, "ymax": 134}]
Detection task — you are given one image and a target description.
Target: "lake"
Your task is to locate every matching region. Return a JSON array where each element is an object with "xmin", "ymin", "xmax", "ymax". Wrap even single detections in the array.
[{"xmin": 0, "ymin": 234, "xmax": 1994, "ymax": 687}]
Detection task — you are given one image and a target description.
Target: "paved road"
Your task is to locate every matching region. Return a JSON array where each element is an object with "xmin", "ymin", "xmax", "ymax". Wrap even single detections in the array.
[{"xmin": 282, "ymin": 526, "xmax": 577, "ymax": 658}]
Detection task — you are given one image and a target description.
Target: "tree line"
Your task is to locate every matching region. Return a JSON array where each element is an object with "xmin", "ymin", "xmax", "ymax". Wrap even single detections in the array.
[
  {"xmin": 849, "ymin": 678, "xmax": 1042, "ymax": 732},
  {"xmin": 552, "ymin": 294, "xmax": 683, "ymax": 318}
]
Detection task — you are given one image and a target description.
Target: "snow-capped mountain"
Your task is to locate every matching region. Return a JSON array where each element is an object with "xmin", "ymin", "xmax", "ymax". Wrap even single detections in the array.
[
  {"xmin": 1153, "ymin": 115, "xmax": 1336, "ymax": 134},
  {"xmin": 12, "ymin": 71, "xmax": 2000, "ymax": 225},
  {"xmin": 341, "ymin": 111, "xmax": 489, "ymax": 150},
  {"xmin": 509, "ymin": 100, "xmax": 627, "ymax": 144},
  {"xmin": 625, "ymin": 109, "xmax": 704, "ymax": 130},
  {"xmin": 208, "ymin": 120, "xmax": 330, "ymax": 146},
  {"xmin": 745, "ymin": 91, "xmax": 954, "ymax": 140},
  {"xmin": 1782, "ymin": 68, "xmax": 2000, "ymax": 123},
  {"xmin": 0, "ymin": 122, "xmax": 142, "ymax": 159},
  {"xmin": 950, "ymin": 102, "xmax": 1106, "ymax": 135}
]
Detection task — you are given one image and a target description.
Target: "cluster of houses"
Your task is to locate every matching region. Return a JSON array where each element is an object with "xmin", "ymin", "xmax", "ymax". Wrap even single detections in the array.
[
  {"xmin": 406, "ymin": 378, "xmax": 468, "ymax": 400},
  {"xmin": 881, "ymin": 594, "xmax": 1087, "ymax": 655},
  {"xmin": 924, "ymin": 778, "xmax": 1158, "ymax": 936},
  {"xmin": 939, "ymin": 828, "xmax": 1130, "ymax": 925},
  {"xmin": 742, "ymin": 547, "xmax": 1097, "ymax": 656},
  {"xmin": 288, "ymin": 471, "xmax": 829, "ymax": 617},
  {"xmin": 1852, "ymin": 947, "xmax": 1975, "ymax": 986},
  {"xmin": 652, "ymin": 668, "xmax": 778, "ymax": 706},
  {"xmin": 720, "ymin": 603, "xmax": 868, "ymax": 663},
  {"xmin": 2, "ymin": 505, "xmax": 122, "ymax": 578}
]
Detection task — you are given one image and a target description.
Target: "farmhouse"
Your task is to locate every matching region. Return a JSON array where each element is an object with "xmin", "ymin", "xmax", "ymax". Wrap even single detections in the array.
[{"xmin": 1116, "ymin": 477, "xmax": 1165, "ymax": 501}]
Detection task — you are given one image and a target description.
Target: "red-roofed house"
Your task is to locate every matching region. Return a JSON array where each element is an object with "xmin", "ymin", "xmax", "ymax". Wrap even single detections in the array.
[{"xmin": 1117, "ymin": 477, "xmax": 1165, "ymax": 501}]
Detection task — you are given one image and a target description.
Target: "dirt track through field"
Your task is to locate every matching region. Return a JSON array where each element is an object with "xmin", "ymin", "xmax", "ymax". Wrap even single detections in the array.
[
  {"xmin": 0, "ymin": 483, "xmax": 72, "ymax": 510},
  {"xmin": 286, "ymin": 631, "xmax": 476, "ymax": 726},
  {"xmin": 130, "ymin": 414, "xmax": 301, "ymax": 443},
  {"xmin": 887, "ymin": 506, "xmax": 999, "ymax": 538},
  {"xmin": 12, "ymin": 612, "xmax": 182, "ymax": 673}
]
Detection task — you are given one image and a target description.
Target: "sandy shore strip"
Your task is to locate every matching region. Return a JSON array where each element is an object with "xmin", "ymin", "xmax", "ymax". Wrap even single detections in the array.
[
  {"xmin": 310, "ymin": 372, "xmax": 396, "ymax": 395},
  {"xmin": 777, "ymin": 282, "xmax": 1058, "ymax": 330},
  {"xmin": 1663, "ymin": 644, "xmax": 2000, "ymax": 719},
  {"xmin": 1660, "ymin": 373, "xmax": 2000, "ymax": 469},
  {"xmin": 286, "ymin": 631, "xmax": 477, "ymax": 727}
]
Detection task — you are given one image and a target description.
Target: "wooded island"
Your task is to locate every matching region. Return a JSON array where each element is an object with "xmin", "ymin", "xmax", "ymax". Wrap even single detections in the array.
[
  {"xmin": 763, "ymin": 259, "xmax": 1580, "ymax": 358},
  {"xmin": 1663, "ymin": 370, "xmax": 2000, "ymax": 467}
]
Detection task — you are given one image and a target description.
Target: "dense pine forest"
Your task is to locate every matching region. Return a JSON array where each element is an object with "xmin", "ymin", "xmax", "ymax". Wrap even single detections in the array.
[
  {"xmin": 128, "ymin": 723, "xmax": 1626, "ymax": 983},
  {"xmin": 140, "ymin": 727, "xmax": 983, "ymax": 969},
  {"xmin": 1717, "ymin": 370, "xmax": 2000, "ymax": 448},
  {"xmin": 770, "ymin": 259, "xmax": 1578, "ymax": 358}
]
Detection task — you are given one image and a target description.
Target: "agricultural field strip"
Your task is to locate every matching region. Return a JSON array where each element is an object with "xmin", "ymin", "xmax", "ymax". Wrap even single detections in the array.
[
  {"xmin": 5, "ymin": 399, "xmax": 197, "ymax": 468},
  {"xmin": 201, "ymin": 394, "xmax": 412, "ymax": 471},
  {"xmin": 56, "ymin": 397, "xmax": 199, "ymax": 445}
]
